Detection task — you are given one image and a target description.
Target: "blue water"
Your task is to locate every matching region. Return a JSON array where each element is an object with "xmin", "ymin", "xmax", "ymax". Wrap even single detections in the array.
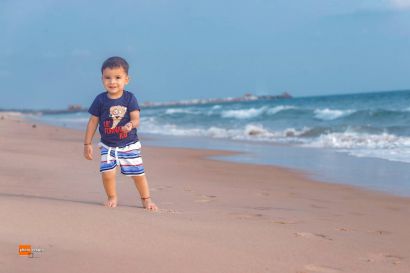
[
  {"xmin": 143, "ymin": 134, "xmax": 410, "ymax": 197},
  {"xmin": 31, "ymin": 90, "xmax": 410, "ymax": 196}
]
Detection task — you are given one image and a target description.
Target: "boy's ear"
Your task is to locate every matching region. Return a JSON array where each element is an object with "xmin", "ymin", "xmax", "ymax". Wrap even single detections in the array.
[{"xmin": 126, "ymin": 75, "xmax": 130, "ymax": 84}]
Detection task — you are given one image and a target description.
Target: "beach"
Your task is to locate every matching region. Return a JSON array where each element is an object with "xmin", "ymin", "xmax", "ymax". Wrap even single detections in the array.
[{"xmin": 1, "ymin": 113, "xmax": 409, "ymax": 273}]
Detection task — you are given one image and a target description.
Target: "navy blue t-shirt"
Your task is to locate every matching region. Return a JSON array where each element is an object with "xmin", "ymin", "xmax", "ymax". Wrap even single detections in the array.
[{"xmin": 88, "ymin": 91, "xmax": 140, "ymax": 147}]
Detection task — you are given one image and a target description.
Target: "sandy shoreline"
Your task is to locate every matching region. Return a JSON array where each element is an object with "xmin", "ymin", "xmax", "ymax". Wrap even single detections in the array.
[{"xmin": 1, "ymin": 113, "xmax": 409, "ymax": 273}]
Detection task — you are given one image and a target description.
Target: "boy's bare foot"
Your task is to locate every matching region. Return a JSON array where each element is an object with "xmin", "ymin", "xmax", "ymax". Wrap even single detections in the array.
[
  {"xmin": 105, "ymin": 196, "xmax": 118, "ymax": 208},
  {"xmin": 141, "ymin": 197, "xmax": 158, "ymax": 212}
]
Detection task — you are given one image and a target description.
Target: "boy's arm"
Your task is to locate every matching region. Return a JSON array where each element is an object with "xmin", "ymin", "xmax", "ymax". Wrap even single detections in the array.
[
  {"xmin": 83, "ymin": 115, "xmax": 99, "ymax": 160},
  {"xmin": 121, "ymin": 110, "xmax": 140, "ymax": 132},
  {"xmin": 129, "ymin": 110, "xmax": 140, "ymax": 128}
]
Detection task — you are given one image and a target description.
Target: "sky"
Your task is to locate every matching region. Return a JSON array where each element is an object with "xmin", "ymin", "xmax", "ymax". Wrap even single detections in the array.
[{"xmin": 1, "ymin": 0, "xmax": 410, "ymax": 109}]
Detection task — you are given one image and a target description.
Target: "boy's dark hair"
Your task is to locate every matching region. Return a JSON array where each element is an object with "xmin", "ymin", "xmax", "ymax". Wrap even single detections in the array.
[{"xmin": 101, "ymin": 56, "xmax": 129, "ymax": 74}]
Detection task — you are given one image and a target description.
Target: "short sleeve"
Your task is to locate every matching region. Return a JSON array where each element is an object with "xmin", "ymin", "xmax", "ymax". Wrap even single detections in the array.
[
  {"xmin": 128, "ymin": 93, "xmax": 140, "ymax": 112},
  {"xmin": 88, "ymin": 95, "xmax": 101, "ymax": 117}
]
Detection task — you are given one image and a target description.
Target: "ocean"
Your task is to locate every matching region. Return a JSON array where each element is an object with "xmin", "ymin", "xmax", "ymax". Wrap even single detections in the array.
[{"xmin": 32, "ymin": 90, "xmax": 410, "ymax": 196}]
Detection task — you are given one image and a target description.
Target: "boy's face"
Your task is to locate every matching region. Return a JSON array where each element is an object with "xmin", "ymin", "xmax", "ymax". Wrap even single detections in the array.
[{"xmin": 102, "ymin": 67, "xmax": 129, "ymax": 97}]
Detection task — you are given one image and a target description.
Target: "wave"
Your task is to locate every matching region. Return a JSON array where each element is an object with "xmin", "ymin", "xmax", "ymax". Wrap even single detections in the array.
[
  {"xmin": 349, "ymin": 148, "xmax": 410, "ymax": 163},
  {"xmin": 304, "ymin": 131, "xmax": 410, "ymax": 149},
  {"xmin": 314, "ymin": 108, "xmax": 355, "ymax": 120},
  {"xmin": 221, "ymin": 107, "xmax": 267, "ymax": 119},
  {"xmin": 303, "ymin": 131, "xmax": 410, "ymax": 163},
  {"xmin": 141, "ymin": 120, "xmax": 310, "ymax": 144},
  {"xmin": 161, "ymin": 106, "xmax": 410, "ymax": 127},
  {"xmin": 31, "ymin": 95, "xmax": 410, "ymax": 164},
  {"xmin": 267, "ymin": 105, "xmax": 297, "ymax": 115},
  {"xmin": 242, "ymin": 124, "xmax": 309, "ymax": 139},
  {"xmin": 140, "ymin": 118, "xmax": 410, "ymax": 163},
  {"xmin": 221, "ymin": 105, "xmax": 297, "ymax": 119},
  {"xmin": 164, "ymin": 108, "xmax": 199, "ymax": 115},
  {"xmin": 141, "ymin": 122, "xmax": 240, "ymax": 138}
]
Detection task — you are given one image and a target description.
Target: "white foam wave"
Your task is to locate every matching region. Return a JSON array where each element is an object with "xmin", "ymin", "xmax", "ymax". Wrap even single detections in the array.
[
  {"xmin": 221, "ymin": 105, "xmax": 297, "ymax": 119},
  {"xmin": 302, "ymin": 131, "xmax": 410, "ymax": 163},
  {"xmin": 206, "ymin": 105, "xmax": 223, "ymax": 116},
  {"xmin": 165, "ymin": 108, "xmax": 198, "ymax": 115},
  {"xmin": 241, "ymin": 124, "xmax": 309, "ymax": 139},
  {"xmin": 141, "ymin": 122, "xmax": 239, "ymax": 138},
  {"xmin": 141, "ymin": 120, "xmax": 309, "ymax": 145},
  {"xmin": 314, "ymin": 108, "xmax": 355, "ymax": 120},
  {"xmin": 348, "ymin": 148, "xmax": 410, "ymax": 163},
  {"xmin": 267, "ymin": 105, "xmax": 297, "ymax": 115},
  {"xmin": 221, "ymin": 107, "xmax": 267, "ymax": 119},
  {"xmin": 305, "ymin": 132, "xmax": 409, "ymax": 149}
]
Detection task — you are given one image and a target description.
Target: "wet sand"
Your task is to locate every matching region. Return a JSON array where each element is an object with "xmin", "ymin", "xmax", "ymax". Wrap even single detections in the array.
[{"xmin": 0, "ymin": 113, "xmax": 409, "ymax": 273}]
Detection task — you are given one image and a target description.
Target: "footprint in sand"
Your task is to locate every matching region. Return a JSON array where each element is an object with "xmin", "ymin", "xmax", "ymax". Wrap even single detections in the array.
[
  {"xmin": 295, "ymin": 232, "xmax": 333, "ymax": 241},
  {"xmin": 336, "ymin": 227, "xmax": 391, "ymax": 235},
  {"xmin": 310, "ymin": 204, "xmax": 327, "ymax": 209},
  {"xmin": 367, "ymin": 230, "xmax": 392, "ymax": 236},
  {"xmin": 195, "ymin": 194, "xmax": 217, "ymax": 203},
  {"xmin": 361, "ymin": 253, "xmax": 404, "ymax": 265},
  {"xmin": 271, "ymin": 218, "xmax": 300, "ymax": 225},
  {"xmin": 151, "ymin": 185, "xmax": 172, "ymax": 192},
  {"xmin": 229, "ymin": 213, "xmax": 265, "ymax": 220},
  {"xmin": 335, "ymin": 227, "xmax": 355, "ymax": 232},
  {"xmin": 157, "ymin": 208, "xmax": 181, "ymax": 214},
  {"xmin": 303, "ymin": 264, "xmax": 343, "ymax": 273},
  {"xmin": 253, "ymin": 206, "xmax": 272, "ymax": 211}
]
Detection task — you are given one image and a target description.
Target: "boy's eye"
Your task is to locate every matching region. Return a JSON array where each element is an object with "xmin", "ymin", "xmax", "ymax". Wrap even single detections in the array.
[{"xmin": 116, "ymin": 76, "xmax": 121, "ymax": 79}]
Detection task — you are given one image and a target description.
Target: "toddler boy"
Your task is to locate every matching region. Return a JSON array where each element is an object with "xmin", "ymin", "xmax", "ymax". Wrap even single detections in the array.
[{"xmin": 83, "ymin": 56, "xmax": 157, "ymax": 211}]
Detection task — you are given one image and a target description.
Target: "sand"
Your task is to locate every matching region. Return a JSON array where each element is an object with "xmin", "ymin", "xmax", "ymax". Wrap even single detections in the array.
[{"xmin": 0, "ymin": 113, "xmax": 409, "ymax": 273}]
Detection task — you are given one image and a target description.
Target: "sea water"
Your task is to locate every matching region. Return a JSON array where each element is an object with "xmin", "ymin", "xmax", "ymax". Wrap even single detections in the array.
[{"xmin": 32, "ymin": 90, "xmax": 410, "ymax": 196}]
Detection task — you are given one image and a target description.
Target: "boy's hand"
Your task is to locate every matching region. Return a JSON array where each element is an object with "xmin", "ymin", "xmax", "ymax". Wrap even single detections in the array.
[
  {"xmin": 84, "ymin": 144, "xmax": 93, "ymax": 160},
  {"xmin": 121, "ymin": 122, "xmax": 133, "ymax": 133}
]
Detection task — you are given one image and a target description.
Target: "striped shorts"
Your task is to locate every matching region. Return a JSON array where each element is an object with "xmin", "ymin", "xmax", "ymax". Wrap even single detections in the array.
[{"xmin": 99, "ymin": 141, "xmax": 145, "ymax": 176}]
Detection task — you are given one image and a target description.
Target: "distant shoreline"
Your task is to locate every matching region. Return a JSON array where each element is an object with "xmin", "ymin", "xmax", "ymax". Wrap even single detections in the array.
[{"xmin": 0, "ymin": 92, "xmax": 292, "ymax": 115}]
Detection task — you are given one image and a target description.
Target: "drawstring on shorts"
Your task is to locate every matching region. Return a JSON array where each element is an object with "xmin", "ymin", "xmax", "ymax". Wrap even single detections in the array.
[{"xmin": 106, "ymin": 146, "xmax": 120, "ymax": 165}]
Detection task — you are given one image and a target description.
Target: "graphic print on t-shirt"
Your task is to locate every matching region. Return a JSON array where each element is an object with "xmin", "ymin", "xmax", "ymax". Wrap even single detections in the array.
[{"xmin": 109, "ymin": 105, "xmax": 127, "ymax": 128}]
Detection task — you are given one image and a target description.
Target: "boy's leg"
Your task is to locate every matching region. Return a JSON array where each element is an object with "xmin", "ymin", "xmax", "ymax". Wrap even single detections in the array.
[
  {"xmin": 102, "ymin": 169, "xmax": 118, "ymax": 208},
  {"xmin": 131, "ymin": 174, "xmax": 158, "ymax": 211}
]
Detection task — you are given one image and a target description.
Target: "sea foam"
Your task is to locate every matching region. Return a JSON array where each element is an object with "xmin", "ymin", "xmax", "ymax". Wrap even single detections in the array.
[
  {"xmin": 221, "ymin": 107, "xmax": 267, "ymax": 119},
  {"xmin": 314, "ymin": 108, "xmax": 355, "ymax": 120}
]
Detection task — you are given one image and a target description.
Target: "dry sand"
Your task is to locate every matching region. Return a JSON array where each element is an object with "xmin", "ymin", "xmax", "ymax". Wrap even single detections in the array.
[{"xmin": 0, "ymin": 113, "xmax": 409, "ymax": 273}]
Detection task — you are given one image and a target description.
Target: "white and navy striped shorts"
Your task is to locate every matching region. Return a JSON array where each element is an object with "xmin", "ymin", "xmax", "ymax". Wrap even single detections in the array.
[{"xmin": 98, "ymin": 141, "xmax": 145, "ymax": 176}]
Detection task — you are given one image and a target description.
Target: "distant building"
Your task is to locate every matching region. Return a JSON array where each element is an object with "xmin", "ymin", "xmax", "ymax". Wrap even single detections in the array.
[
  {"xmin": 242, "ymin": 93, "xmax": 258, "ymax": 101},
  {"xmin": 280, "ymin": 92, "xmax": 292, "ymax": 99},
  {"xmin": 68, "ymin": 104, "xmax": 83, "ymax": 111}
]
